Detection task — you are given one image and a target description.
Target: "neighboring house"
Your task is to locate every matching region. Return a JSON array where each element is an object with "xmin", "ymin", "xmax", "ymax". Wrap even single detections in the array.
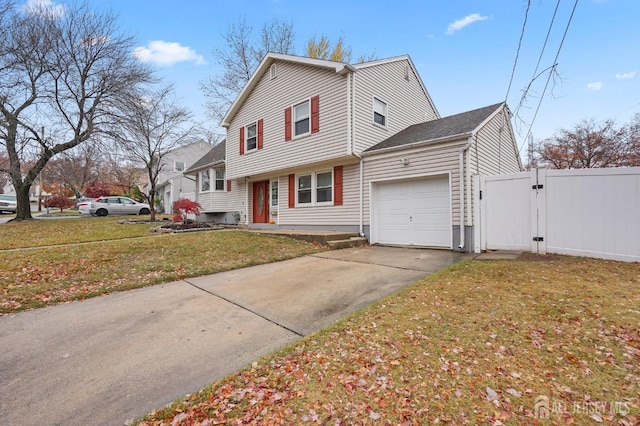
[
  {"xmin": 188, "ymin": 53, "xmax": 521, "ymax": 251},
  {"xmin": 183, "ymin": 139, "xmax": 236, "ymax": 223},
  {"xmin": 153, "ymin": 141, "xmax": 212, "ymax": 213}
]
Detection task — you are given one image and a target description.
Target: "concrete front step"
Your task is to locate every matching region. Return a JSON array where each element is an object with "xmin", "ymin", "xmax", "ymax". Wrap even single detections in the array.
[
  {"xmin": 249, "ymin": 229, "xmax": 363, "ymax": 245},
  {"xmin": 327, "ymin": 237, "xmax": 368, "ymax": 250}
]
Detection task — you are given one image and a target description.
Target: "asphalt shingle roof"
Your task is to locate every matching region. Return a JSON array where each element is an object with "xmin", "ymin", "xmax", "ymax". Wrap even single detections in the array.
[
  {"xmin": 365, "ymin": 103, "xmax": 503, "ymax": 153},
  {"xmin": 186, "ymin": 139, "xmax": 226, "ymax": 172}
]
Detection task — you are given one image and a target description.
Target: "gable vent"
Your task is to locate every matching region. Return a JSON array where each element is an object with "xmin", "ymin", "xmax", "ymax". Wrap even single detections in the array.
[{"xmin": 270, "ymin": 63, "xmax": 277, "ymax": 80}]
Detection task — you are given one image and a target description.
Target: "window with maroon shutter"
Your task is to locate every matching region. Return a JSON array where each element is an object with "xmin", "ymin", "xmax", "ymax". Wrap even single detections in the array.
[
  {"xmin": 239, "ymin": 127, "xmax": 245, "ymax": 155},
  {"xmin": 284, "ymin": 107, "xmax": 292, "ymax": 141},
  {"xmin": 288, "ymin": 174, "xmax": 295, "ymax": 208},
  {"xmin": 226, "ymin": 180, "xmax": 231, "ymax": 192},
  {"xmin": 257, "ymin": 119, "xmax": 264, "ymax": 150},
  {"xmin": 334, "ymin": 166, "xmax": 343, "ymax": 206},
  {"xmin": 311, "ymin": 95, "xmax": 319, "ymax": 133}
]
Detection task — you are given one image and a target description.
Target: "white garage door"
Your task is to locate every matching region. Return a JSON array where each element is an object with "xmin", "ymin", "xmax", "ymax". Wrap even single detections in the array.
[{"xmin": 373, "ymin": 176, "xmax": 451, "ymax": 247}]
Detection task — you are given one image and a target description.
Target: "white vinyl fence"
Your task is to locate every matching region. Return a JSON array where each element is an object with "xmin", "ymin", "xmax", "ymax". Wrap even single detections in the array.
[{"xmin": 477, "ymin": 167, "xmax": 640, "ymax": 262}]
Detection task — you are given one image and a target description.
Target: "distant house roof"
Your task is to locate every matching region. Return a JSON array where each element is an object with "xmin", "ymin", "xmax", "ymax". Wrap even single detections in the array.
[
  {"xmin": 185, "ymin": 139, "xmax": 226, "ymax": 173},
  {"xmin": 364, "ymin": 103, "xmax": 505, "ymax": 154}
]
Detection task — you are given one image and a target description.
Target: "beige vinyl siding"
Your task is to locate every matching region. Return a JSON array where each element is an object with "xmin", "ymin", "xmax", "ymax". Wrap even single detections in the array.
[
  {"xmin": 226, "ymin": 61, "xmax": 349, "ymax": 180},
  {"xmin": 353, "ymin": 59, "xmax": 438, "ymax": 154},
  {"xmin": 195, "ymin": 172, "xmax": 231, "ymax": 213},
  {"xmin": 363, "ymin": 141, "xmax": 467, "ymax": 226},
  {"xmin": 277, "ymin": 163, "xmax": 360, "ymax": 226},
  {"xmin": 470, "ymin": 107, "xmax": 522, "ymax": 176}
]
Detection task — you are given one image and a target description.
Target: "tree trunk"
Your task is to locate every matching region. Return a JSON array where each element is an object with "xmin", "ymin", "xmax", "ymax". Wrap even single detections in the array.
[
  {"xmin": 13, "ymin": 184, "xmax": 33, "ymax": 221},
  {"xmin": 148, "ymin": 187, "xmax": 156, "ymax": 222}
]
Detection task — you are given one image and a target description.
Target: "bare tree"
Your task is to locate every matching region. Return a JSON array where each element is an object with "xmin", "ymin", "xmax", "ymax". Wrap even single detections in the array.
[
  {"xmin": 0, "ymin": 1, "xmax": 152, "ymax": 220},
  {"xmin": 201, "ymin": 17, "xmax": 296, "ymax": 121},
  {"xmin": 621, "ymin": 113, "xmax": 640, "ymax": 167},
  {"xmin": 110, "ymin": 85, "xmax": 193, "ymax": 221},
  {"xmin": 40, "ymin": 144, "xmax": 101, "ymax": 197},
  {"xmin": 535, "ymin": 119, "xmax": 629, "ymax": 169}
]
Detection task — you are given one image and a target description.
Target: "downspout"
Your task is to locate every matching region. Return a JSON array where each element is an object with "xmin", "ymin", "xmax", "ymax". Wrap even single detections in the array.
[
  {"xmin": 349, "ymin": 71, "xmax": 365, "ymax": 238},
  {"xmin": 458, "ymin": 136, "xmax": 474, "ymax": 250},
  {"xmin": 244, "ymin": 177, "xmax": 249, "ymax": 226}
]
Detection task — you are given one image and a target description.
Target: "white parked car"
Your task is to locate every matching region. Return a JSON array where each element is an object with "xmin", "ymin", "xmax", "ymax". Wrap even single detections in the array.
[
  {"xmin": 77, "ymin": 198, "xmax": 95, "ymax": 214},
  {"xmin": 0, "ymin": 194, "xmax": 17, "ymax": 214},
  {"xmin": 89, "ymin": 196, "xmax": 151, "ymax": 217}
]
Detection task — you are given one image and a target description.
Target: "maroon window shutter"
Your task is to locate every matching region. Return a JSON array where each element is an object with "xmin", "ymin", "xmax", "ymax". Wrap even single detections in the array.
[
  {"xmin": 288, "ymin": 174, "xmax": 295, "ymax": 208},
  {"xmin": 311, "ymin": 95, "xmax": 320, "ymax": 134},
  {"xmin": 284, "ymin": 107, "xmax": 292, "ymax": 141},
  {"xmin": 226, "ymin": 180, "xmax": 231, "ymax": 192},
  {"xmin": 239, "ymin": 127, "xmax": 245, "ymax": 155},
  {"xmin": 257, "ymin": 119, "xmax": 264, "ymax": 150},
  {"xmin": 334, "ymin": 166, "xmax": 343, "ymax": 206}
]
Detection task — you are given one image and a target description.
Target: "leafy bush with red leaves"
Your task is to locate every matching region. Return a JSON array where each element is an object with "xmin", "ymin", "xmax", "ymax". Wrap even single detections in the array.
[
  {"xmin": 44, "ymin": 196, "xmax": 75, "ymax": 212},
  {"xmin": 172, "ymin": 198, "xmax": 201, "ymax": 223},
  {"xmin": 83, "ymin": 181, "xmax": 112, "ymax": 198}
]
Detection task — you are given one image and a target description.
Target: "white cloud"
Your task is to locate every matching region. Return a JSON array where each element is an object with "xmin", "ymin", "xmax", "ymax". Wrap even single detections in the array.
[
  {"xmin": 133, "ymin": 41, "xmax": 206, "ymax": 66},
  {"xmin": 446, "ymin": 13, "xmax": 489, "ymax": 35},
  {"xmin": 615, "ymin": 71, "xmax": 636, "ymax": 80},
  {"xmin": 23, "ymin": 0, "xmax": 65, "ymax": 17},
  {"xmin": 587, "ymin": 82, "xmax": 603, "ymax": 90}
]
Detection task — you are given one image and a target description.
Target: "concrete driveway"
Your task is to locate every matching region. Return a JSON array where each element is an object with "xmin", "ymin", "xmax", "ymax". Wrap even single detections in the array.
[{"xmin": 0, "ymin": 246, "xmax": 470, "ymax": 426}]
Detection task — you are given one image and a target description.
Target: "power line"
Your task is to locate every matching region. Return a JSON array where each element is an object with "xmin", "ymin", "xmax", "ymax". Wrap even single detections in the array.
[
  {"xmin": 519, "ymin": 0, "xmax": 580, "ymax": 154},
  {"xmin": 513, "ymin": 0, "xmax": 562, "ymax": 120},
  {"xmin": 505, "ymin": 0, "xmax": 531, "ymax": 102}
]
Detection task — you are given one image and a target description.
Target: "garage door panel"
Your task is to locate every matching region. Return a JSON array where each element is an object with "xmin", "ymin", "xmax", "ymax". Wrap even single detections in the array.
[{"xmin": 373, "ymin": 176, "xmax": 451, "ymax": 248}]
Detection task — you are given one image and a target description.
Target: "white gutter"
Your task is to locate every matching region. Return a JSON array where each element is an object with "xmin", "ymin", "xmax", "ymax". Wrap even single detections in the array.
[
  {"xmin": 458, "ymin": 136, "xmax": 474, "ymax": 250},
  {"xmin": 348, "ymin": 71, "xmax": 365, "ymax": 238},
  {"xmin": 244, "ymin": 178, "xmax": 249, "ymax": 226}
]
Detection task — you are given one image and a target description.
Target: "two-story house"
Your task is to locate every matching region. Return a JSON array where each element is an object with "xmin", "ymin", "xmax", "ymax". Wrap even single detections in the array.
[{"xmin": 188, "ymin": 53, "xmax": 522, "ymax": 251}]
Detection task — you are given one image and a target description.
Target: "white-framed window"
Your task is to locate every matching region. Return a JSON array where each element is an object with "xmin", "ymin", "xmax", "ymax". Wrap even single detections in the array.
[
  {"xmin": 373, "ymin": 97, "xmax": 387, "ymax": 127},
  {"xmin": 214, "ymin": 168, "xmax": 225, "ymax": 191},
  {"xmin": 200, "ymin": 170, "xmax": 210, "ymax": 192},
  {"xmin": 245, "ymin": 122, "xmax": 257, "ymax": 152},
  {"xmin": 174, "ymin": 161, "xmax": 185, "ymax": 172},
  {"xmin": 293, "ymin": 100, "xmax": 310, "ymax": 137},
  {"xmin": 296, "ymin": 170, "xmax": 333, "ymax": 206},
  {"xmin": 270, "ymin": 179, "xmax": 279, "ymax": 208}
]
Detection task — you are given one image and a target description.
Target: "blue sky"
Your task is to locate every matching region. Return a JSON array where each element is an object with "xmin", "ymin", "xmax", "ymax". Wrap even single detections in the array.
[{"xmin": 28, "ymin": 0, "xmax": 640, "ymax": 153}]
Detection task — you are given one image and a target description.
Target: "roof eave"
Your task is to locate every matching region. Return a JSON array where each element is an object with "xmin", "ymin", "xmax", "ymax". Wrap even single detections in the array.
[
  {"xmin": 362, "ymin": 132, "xmax": 473, "ymax": 157},
  {"xmin": 184, "ymin": 159, "xmax": 226, "ymax": 175}
]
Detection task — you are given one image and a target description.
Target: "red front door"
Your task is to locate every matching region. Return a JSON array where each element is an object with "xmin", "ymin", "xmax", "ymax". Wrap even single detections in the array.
[{"xmin": 252, "ymin": 180, "xmax": 269, "ymax": 223}]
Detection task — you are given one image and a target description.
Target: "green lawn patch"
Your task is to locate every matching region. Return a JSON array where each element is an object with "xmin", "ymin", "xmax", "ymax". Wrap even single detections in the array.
[
  {"xmin": 0, "ymin": 216, "xmax": 165, "ymax": 249},
  {"xmin": 138, "ymin": 255, "xmax": 639, "ymax": 425},
  {"xmin": 0, "ymin": 219, "xmax": 323, "ymax": 313}
]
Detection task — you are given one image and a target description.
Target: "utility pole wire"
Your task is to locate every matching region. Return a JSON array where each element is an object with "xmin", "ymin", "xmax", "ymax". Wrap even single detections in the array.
[
  {"xmin": 519, "ymin": 0, "xmax": 580, "ymax": 155},
  {"xmin": 505, "ymin": 0, "xmax": 531, "ymax": 102},
  {"xmin": 513, "ymin": 0, "xmax": 562, "ymax": 120}
]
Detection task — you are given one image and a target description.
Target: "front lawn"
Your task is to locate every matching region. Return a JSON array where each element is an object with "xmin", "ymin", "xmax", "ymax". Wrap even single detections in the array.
[
  {"xmin": 0, "ymin": 217, "xmax": 323, "ymax": 313},
  {"xmin": 139, "ymin": 255, "xmax": 639, "ymax": 425}
]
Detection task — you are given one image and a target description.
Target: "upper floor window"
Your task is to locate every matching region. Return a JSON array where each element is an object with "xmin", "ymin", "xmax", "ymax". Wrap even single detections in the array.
[
  {"xmin": 240, "ymin": 119, "xmax": 263, "ymax": 155},
  {"xmin": 246, "ymin": 123, "xmax": 257, "ymax": 151},
  {"xmin": 285, "ymin": 95, "xmax": 319, "ymax": 141},
  {"xmin": 200, "ymin": 170, "xmax": 210, "ymax": 192},
  {"xmin": 214, "ymin": 168, "xmax": 225, "ymax": 191},
  {"xmin": 294, "ymin": 100, "xmax": 310, "ymax": 137},
  {"xmin": 373, "ymin": 97, "xmax": 387, "ymax": 127},
  {"xmin": 174, "ymin": 161, "xmax": 185, "ymax": 172}
]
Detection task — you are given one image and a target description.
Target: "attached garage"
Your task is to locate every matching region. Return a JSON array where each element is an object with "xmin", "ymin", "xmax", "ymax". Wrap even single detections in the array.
[{"xmin": 371, "ymin": 175, "xmax": 451, "ymax": 247}]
